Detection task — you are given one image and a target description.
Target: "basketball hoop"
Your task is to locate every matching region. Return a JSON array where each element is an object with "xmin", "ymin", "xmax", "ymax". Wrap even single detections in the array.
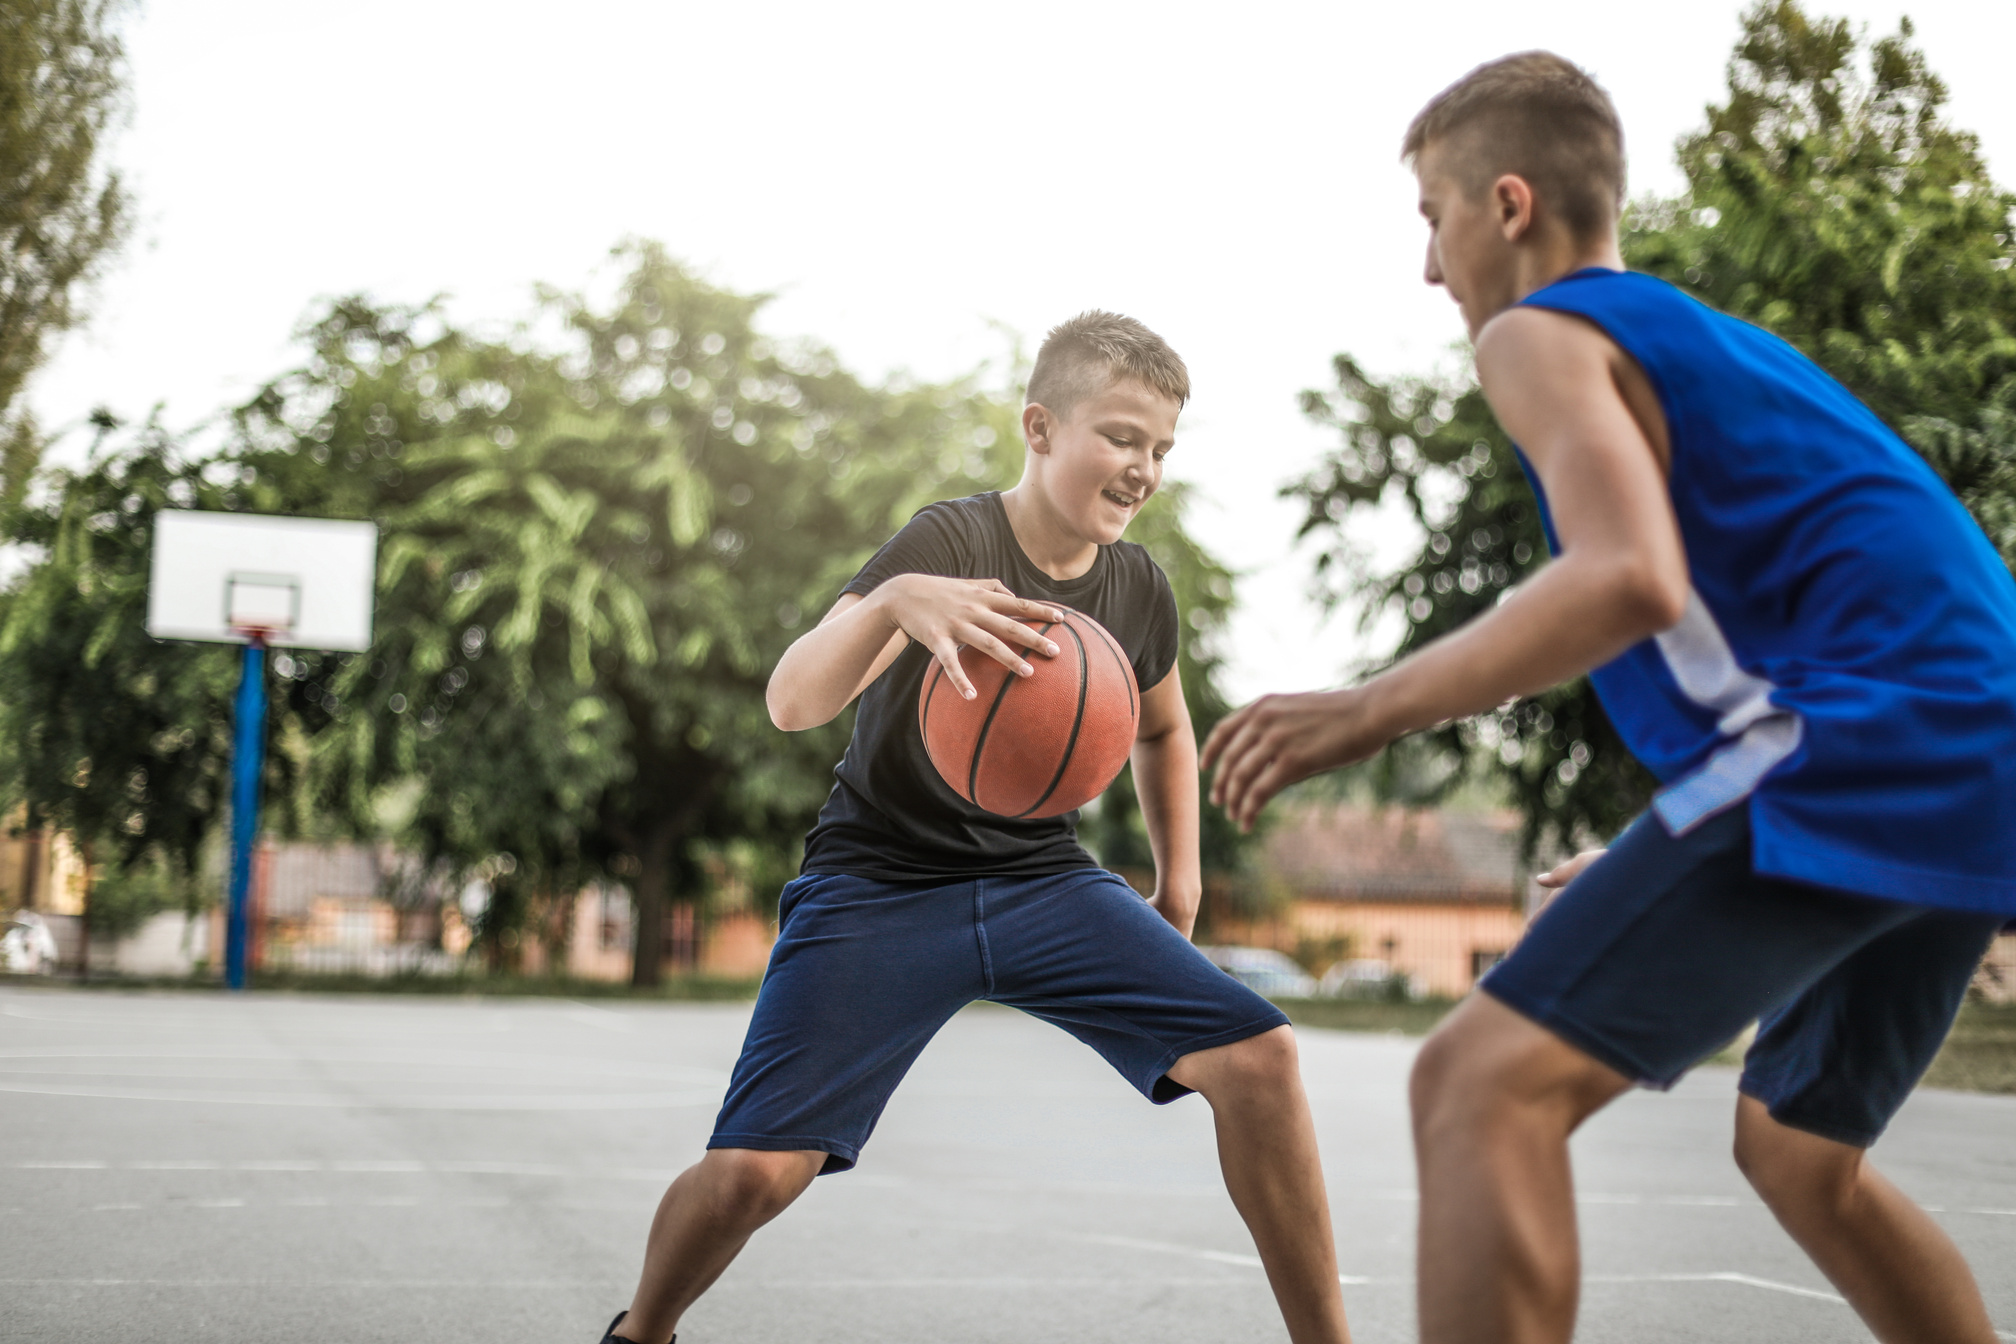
[
  {"xmin": 225, "ymin": 572, "xmax": 300, "ymax": 648},
  {"xmin": 148, "ymin": 511, "xmax": 374, "ymax": 650},
  {"xmin": 147, "ymin": 511, "xmax": 378, "ymax": 990}
]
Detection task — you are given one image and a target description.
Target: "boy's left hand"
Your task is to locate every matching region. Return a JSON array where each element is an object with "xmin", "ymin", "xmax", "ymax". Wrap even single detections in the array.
[{"xmin": 1202, "ymin": 686, "xmax": 1395, "ymax": 832}]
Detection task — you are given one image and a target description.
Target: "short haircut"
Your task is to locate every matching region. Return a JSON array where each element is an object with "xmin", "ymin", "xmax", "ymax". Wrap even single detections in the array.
[
  {"xmin": 1402, "ymin": 51, "xmax": 1625, "ymax": 240},
  {"xmin": 1025, "ymin": 310, "xmax": 1190, "ymax": 418}
]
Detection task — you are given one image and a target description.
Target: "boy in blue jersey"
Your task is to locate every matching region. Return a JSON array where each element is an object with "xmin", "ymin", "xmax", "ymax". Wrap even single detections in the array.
[
  {"xmin": 599, "ymin": 313, "xmax": 1353, "ymax": 1344},
  {"xmin": 1205, "ymin": 52, "xmax": 2016, "ymax": 1344}
]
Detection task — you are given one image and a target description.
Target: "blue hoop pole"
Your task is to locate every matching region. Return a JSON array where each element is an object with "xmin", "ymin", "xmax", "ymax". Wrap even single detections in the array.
[{"xmin": 225, "ymin": 638, "xmax": 268, "ymax": 992}]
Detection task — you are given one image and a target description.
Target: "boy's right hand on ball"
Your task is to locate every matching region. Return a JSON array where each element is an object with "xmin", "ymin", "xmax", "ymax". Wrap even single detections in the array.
[{"xmin": 877, "ymin": 575, "xmax": 1063, "ymax": 701}]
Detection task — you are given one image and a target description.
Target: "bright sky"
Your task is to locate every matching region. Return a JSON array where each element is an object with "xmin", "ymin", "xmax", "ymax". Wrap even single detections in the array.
[{"xmin": 30, "ymin": 0, "xmax": 2016, "ymax": 702}]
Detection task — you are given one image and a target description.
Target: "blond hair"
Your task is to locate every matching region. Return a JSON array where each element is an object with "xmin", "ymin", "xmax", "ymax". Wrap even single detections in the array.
[
  {"xmin": 1403, "ymin": 51, "xmax": 1626, "ymax": 240},
  {"xmin": 1025, "ymin": 310, "xmax": 1189, "ymax": 417}
]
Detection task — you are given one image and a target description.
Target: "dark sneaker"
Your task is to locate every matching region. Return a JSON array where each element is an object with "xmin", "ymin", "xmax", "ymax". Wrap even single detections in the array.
[{"xmin": 599, "ymin": 1310, "xmax": 674, "ymax": 1344}]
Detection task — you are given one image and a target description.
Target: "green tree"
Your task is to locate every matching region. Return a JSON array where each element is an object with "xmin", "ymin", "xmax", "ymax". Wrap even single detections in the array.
[
  {"xmin": 234, "ymin": 245, "xmax": 1042, "ymax": 985},
  {"xmin": 1288, "ymin": 1, "xmax": 2016, "ymax": 856},
  {"xmin": 0, "ymin": 241, "xmax": 1248, "ymax": 981},
  {"xmin": 1081, "ymin": 479, "xmax": 1247, "ymax": 876},
  {"xmin": 0, "ymin": 0, "xmax": 131, "ymax": 505},
  {"xmin": 0, "ymin": 418, "xmax": 317, "ymax": 950}
]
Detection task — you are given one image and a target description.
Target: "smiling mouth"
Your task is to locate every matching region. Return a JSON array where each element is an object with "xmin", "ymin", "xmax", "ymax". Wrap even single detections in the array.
[{"xmin": 1103, "ymin": 489, "xmax": 1142, "ymax": 509}]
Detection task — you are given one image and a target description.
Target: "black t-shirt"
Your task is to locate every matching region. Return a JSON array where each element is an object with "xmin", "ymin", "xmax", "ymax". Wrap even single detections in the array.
[{"xmin": 799, "ymin": 492, "xmax": 1181, "ymax": 880}]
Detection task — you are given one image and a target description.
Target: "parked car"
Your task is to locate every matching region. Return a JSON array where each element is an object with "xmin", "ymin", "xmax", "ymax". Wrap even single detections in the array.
[
  {"xmin": 1318, "ymin": 958, "xmax": 1417, "ymax": 1001},
  {"xmin": 1, "ymin": 911, "xmax": 60, "ymax": 975},
  {"xmin": 1197, "ymin": 945, "xmax": 1319, "ymax": 999}
]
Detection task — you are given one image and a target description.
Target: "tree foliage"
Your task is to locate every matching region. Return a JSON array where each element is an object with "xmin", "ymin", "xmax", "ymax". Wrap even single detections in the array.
[
  {"xmin": 0, "ymin": 419, "xmax": 317, "ymax": 937},
  {"xmin": 0, "ymin": 0, "xmax": 131, "ymax": 505},
  {"xmin": 0, "ymin": 242, "xmax": 1246, "ymax": 975},
  {"xmin": 1288, "ymin": 1, "xmax": 2016, "ymax": 856},
  {"xmin": 224, "ymin": 244, "xmax": 1241, "ymax": 981},
  {"xmin": 1081, "ymin": 479, "xmax": 1246, "ymax": 875}
]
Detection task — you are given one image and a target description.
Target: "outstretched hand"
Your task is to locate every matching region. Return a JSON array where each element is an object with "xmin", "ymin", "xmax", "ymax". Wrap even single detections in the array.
[
  {"xmin": 1200, "ymin": 687, "xmax": 1397, "ymax": 832},
  {"xmin": 1528, "ymin": 848, "xmax": 1607, "ymax": 915},
  {"xmin": 880, "ymin": 574, "xmax": 1063, "ymax": 701},
  {"xmin": 1535, "ymin": 849, "xmax": 1606, "ymax": 889}
]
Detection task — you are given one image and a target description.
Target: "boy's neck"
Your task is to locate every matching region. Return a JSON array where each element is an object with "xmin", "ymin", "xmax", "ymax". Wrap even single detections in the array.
[
  {"xmin": 1511, "ymin": 234, "xmax": 1626, "ymax": 307},
  {"xmin": 999, "ymin": 484, "xmax": 1099, "ymax": 582}
]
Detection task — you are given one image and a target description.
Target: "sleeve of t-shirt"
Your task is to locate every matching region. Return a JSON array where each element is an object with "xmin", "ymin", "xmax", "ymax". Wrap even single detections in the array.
[
  {"xmin": 1135, "ymin": 562, "xmax": 1181, "ymax": 693},
  {"xmin": 839, "ymin": 502, "xmax": 972, "ymax": 600}
]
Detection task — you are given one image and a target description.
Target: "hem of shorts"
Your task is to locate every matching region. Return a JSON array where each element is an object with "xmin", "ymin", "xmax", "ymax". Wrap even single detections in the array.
[
  {"xmin": 706, "ymin": 1132, "xmax": 855, "ymax": 1174},
  {"xmin": 1478, "ymin": 983, "xmax": 1676, "ymax": 1089},
  {"xmin": 1734, "ymin": 1083, "xmax": 1880, "ymax": 1149},
  {"xmin": 1142, "ymin": 1010, "xmax": 1292, "ymax": 1104},
  {"xmin": 795, "ymin": 858, "xmax": 1105, "ymax": 883}
]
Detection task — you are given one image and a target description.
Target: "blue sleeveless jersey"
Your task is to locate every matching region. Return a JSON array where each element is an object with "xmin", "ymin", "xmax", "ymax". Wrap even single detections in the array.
[{"xmin": 1513, "ymin": 269, "xmax": 2016, "ymax": 917}]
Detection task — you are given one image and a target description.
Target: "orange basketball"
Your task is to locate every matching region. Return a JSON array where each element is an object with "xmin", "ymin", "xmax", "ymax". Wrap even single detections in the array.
[{"xmin": 918, "ymin": 607, "xmax": 1141, "ymax": 819}]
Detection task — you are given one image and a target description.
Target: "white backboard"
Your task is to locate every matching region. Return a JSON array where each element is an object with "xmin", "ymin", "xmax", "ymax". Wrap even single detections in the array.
[{"xmin": 147, "ymin": 511, "xmax": 378, "ymax": 651}]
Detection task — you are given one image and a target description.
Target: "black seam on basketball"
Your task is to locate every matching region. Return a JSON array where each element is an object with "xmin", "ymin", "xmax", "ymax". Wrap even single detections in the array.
[
  {"xmin": 1084, "ymin": 615, "xmax": 1136, "ymax": 721},
  {"xmin": 1016, "ymin": 619, "xmax": 1089, "ymax": 818},
  {"xmin": 968, "ymin": 621, "xmax": 1055, "ymax": 807},
  {"xmin": 919, "ymin": 661, "xmax": 945, "ymax": 755}
]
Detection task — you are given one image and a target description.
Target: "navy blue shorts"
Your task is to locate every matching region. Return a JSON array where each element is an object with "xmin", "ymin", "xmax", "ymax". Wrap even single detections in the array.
[
  {"xmin": 709, "ymin": 868, "xmax": 1289, "ymax": 1173},
  {"xmin": 1482, "ymin": 807, "xmax": 2001, "ymax": 1147}
]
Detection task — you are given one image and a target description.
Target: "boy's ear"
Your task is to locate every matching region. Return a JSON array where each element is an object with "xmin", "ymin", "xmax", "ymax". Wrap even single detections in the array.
[
  {"xmin": 1494, "ymin": 172, "xmax": 1538, "ymax": 242},
  {"xmin": 1022, "ymin": 402, "xmax": 1056, "ymax": 456}
]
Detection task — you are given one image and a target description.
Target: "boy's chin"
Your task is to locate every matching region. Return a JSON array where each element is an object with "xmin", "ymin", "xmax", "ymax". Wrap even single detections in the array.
[{"xmin": 1081, "ymin": 499, "xmax": 1138, "ymax": 539}]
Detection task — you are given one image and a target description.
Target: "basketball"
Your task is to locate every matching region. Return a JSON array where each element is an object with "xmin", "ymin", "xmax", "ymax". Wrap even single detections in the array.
[{"xmin": 917, "ymin": 607, "xmax": 1141, "ymax": 819}]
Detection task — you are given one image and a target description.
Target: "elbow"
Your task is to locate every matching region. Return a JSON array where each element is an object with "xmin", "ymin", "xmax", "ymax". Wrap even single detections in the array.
[
  {"xmin": 1615, "ymin": 558, "xmax": 1690, "ymax": 636},
  {"xmin": 766, "ymin": 683, "xmax": 812, "ymax": 733}
]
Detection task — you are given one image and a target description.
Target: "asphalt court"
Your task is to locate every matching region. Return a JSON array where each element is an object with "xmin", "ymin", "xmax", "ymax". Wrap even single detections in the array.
[{"xmin": 1, "ymin": 988, "xmax": 2012, "ymax": 1343}]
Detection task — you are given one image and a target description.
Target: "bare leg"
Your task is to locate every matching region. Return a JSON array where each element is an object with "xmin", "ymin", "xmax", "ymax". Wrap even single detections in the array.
[
  {"xmin": 1733, "ymin": 1095, "xmax": 1998, "ymax": 1343},
  {"xmin": 617, "ymin": 1147, "xmax": 827, "ymax": 1344},
  {"xmin": 1166, "ymin": 1025, "xmax": 1353, "ymax": 1344},
  {"xmin": 1409, "ymin": 994, "xmax": 1631, "ymax": 1344}
]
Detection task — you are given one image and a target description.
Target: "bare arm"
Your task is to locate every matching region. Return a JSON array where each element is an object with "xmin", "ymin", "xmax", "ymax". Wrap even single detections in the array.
[
  {"xmin": 1130, "ymin": 668, "xmax": 1202, "ymax": 937},
  {"xmin": 766, "ymin": 576, "xmax": 1065, "ymax": 731},
  {"xmin": 1203, "ymin": 307, "xmax": 1690, "ymax": 829}
]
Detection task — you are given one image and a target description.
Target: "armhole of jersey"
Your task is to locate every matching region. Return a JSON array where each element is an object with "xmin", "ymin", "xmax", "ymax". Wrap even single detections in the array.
[{"xmin": 1141, "ymin": 559, "xmax": 1180, "ymax": 690}]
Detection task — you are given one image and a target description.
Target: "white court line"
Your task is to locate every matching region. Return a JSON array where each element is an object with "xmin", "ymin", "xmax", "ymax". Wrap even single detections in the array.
[
  {"xmin": 1071, "ymin": 1228, "xmax": 1994, "ymax": 1319},
  {"xmin": 434, "ymin": 1160, "xmax": 574, "ymax": 1176},
  {"xmin": 561, "ymin": 1000, "xmax": 636, "ymax": 1032},
  {"xmin": 1065, "ymin": 1231, "xmax": 1386, "ymax": 1286},
  {"xmin": 4, "ymin": 1158, "xmax": 676, "ymax": 1179},
  {"xmin": 0, "ymin": 1276, "xmax": 1230, "ymax": 1290},
  {"xmin": 1589, "ymin": 1271, "xmax": 1843, "ymax": 1304},
  {"xmin": 0, "ymin": 1046, "xmax": 723, "ymax": 1083},
  {"xmin": 0, "ymin": 1081, "xmax": 722, "ymax": 1110}
]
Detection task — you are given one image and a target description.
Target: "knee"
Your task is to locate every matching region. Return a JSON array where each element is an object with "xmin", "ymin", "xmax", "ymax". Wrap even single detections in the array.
[
  {"xmin": 1409, "ymin": 1018, "xmax": 1493, "ymax": 1142},
  {"xmin": 1225, "ymin": 1023, "xmax": 1301, "ymax": 1083},
  {"xmin": 1409, "ymin": 1002, "xmax": 1615, "ymax": 1147},
  {"xmin": 1733, "ymin": 1097, "xmax": 1860, "ymax": 1215},
  {"xmin": 700, "ymin": 1148, "xmax": 820, "ymax": 1223},
  {"xmin": 1178, "ymin": 1024, "xmax": 1301, "ymax": 1098}
]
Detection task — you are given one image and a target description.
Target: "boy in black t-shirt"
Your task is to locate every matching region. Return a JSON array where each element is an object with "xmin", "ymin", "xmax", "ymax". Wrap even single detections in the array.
[{"xmin": 601, "ymin": 313, "xmax": 1353, "ymax": 1344}]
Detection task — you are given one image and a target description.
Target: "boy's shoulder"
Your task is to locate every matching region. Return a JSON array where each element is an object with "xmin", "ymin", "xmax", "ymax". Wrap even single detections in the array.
[
  {"xmin": 903, "ymin": 491, "xmax": 1163, "ymax": 571},
  {"xmin": 906, "ymin": 491, "xmax": 998, "ymax": 531},
  {"xmin": 879, "ymin": 491, "xmax": 1170, "ymax": 610}
]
